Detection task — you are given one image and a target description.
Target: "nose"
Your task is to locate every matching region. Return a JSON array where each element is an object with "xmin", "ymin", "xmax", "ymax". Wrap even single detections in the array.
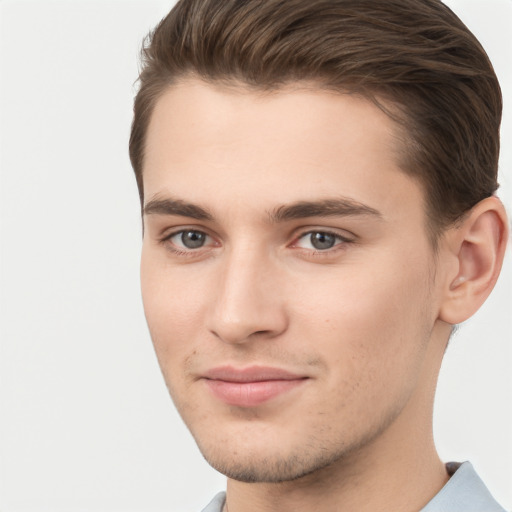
[{"xmin": 206, "ymin": 248, "xmax": 288, "ymax": 344}]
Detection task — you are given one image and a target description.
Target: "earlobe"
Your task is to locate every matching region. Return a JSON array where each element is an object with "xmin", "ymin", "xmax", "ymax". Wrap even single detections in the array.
[{"xmin": 439, "ymin": 196, "xmax": 509, "ymax": 325}]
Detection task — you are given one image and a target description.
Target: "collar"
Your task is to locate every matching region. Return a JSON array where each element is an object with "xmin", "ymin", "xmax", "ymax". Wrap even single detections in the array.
[{"xmin": 420, "ymin": 461, "xmax": 506, "ymax": 512}]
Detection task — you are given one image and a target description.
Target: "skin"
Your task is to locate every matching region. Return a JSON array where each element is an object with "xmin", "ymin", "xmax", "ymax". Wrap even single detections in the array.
[{"xmin": 140, "ymin": 78, "xmax": 507, "ymax": 512}]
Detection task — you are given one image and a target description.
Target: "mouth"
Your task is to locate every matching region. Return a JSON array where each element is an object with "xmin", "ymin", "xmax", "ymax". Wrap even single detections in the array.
[{"xmin": 201, "ymin": 366, "xmax": 309, "ymax": 407}]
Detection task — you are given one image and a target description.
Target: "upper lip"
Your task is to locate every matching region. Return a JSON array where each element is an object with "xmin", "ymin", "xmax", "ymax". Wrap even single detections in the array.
[{"xmin": 202, "ymin": 366, "xmax": 307, "ymax": 383}]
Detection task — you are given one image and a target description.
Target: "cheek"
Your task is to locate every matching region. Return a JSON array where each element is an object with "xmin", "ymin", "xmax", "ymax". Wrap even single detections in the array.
[
  {"xmin": 140, "ymin": 249, "xmax": 206, "ymax": 364},
  {"xmin": 297, "ymin": 257, "xmax": 434, "ymax": 387}
]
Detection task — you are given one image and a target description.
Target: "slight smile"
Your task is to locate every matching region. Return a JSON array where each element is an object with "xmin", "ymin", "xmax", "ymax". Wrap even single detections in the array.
[{"xmin": 202, "ymin": 366, "xmax": 309, "ymax": 407}]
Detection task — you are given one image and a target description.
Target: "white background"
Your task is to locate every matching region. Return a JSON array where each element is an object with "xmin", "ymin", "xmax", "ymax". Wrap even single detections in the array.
[{"xmin": 0, "ymin": 1, "xmax": 510, "ymax": 510}]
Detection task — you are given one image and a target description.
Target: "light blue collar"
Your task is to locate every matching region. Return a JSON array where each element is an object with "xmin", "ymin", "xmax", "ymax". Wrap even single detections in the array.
[{"xmin": 420, "ymin": 461, "xmax": 505, "ymax": 511}]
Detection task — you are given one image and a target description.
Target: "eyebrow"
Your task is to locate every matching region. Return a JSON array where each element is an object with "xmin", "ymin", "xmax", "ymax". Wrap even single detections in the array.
[
  {"xmin": 268, "ymin": 198, "xmax": 382, "ymax": 223},
  {"xmin": 143, "ymin": 197, "xmax": 214, "ymax": 220},
  {"xmin": 143, "ymin": 196, "xmax": 382, "ymax": 223}
]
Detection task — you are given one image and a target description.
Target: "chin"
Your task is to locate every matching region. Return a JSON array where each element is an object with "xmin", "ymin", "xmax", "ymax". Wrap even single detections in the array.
[
  {"xmin": 205, "ymin": 453, "xmax": 335, "ymax": 483},
  {"xmin": 189, "ymin": 402, "xmax": 404, "ymax": 484},
  {"xmin": 195, "ymin": 434, "xmax": 355, "ymax": 484}
]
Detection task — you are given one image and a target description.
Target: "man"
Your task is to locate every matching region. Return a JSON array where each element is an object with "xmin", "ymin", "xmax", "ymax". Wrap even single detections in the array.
[{"xmin": 129, "ymin": 0, "xmax": 509, "ymax": 510}]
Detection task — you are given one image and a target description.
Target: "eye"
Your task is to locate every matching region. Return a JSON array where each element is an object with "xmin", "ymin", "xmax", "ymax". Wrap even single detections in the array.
[
  {"xmin": 168, "ymin": 229, "xmax": 211, "ymax": 250},
  {"xmin": 294, "ymin": 231, "xmax": 349, "ymax": 251}
]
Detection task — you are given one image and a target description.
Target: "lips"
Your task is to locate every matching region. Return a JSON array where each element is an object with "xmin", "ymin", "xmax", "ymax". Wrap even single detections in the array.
[{"xmin": 202, "ymin": 366, "xmax": 308, "ymax": 407}]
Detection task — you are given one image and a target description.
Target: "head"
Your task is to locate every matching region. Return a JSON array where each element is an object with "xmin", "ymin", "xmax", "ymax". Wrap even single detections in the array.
[{"xmin": 131, "ymin": 0, "xmax": 508, "ymax": 484}]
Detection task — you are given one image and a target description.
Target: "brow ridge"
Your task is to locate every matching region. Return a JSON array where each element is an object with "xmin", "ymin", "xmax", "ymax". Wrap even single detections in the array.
[
  {"xmin": 269, "ymin": 198, "xmax": 382, "ymax": 223},
  {"xmin": 143, "ymin": 197, "xmax": 213, "ymax": 220},
  {"xmin": 143, "ymin": 196, "xmax": 382, "ymax": 223}
]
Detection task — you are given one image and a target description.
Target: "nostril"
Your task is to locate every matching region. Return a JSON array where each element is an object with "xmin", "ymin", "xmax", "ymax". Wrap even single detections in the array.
[
  {"xmin": 209, "ymin": 321, "xmax": 286, "ymax": 345},
  {"xmin": 253, "ymin": 330, "xmax": 273, "ymax": 337}
]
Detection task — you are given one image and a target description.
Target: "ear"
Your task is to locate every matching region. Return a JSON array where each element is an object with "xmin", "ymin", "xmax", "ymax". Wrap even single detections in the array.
[{"xmin": 438, "ymin": 196, "xmax": 509, "ymax": 325}]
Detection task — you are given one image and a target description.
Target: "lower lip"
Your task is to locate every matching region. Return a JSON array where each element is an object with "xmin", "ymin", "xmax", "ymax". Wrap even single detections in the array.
[{"xmin": 204, "ymin": 379, "xmax": 306, "ymax": 407}]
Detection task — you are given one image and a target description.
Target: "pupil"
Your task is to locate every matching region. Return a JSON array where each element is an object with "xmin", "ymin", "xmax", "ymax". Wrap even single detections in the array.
[
  {"xmin": 311, "ymin": 232, "xmax": 335, "ymax": 250},
  {"xmin": 181, "ymin": 231, "xmax": 205, "ymax": 249}
]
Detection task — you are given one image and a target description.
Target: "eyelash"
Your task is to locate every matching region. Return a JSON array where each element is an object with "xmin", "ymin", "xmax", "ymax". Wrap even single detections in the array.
[
  {"xmin": 159, "ymin": 229, "xmax": 216, "ymax": 258},
  {"xmin": 159, "ymin": 228, "xmax": 354, "ymax": 258},
  {"xmin": 292, "ymin": 230, "xmax": 354, "ymax": 256}
]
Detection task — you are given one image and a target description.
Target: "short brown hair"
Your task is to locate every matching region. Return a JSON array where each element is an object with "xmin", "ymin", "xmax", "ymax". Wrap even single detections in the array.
[{"xmin": 129, "ymin": 0, "xmax": 502, "ymax": 238}]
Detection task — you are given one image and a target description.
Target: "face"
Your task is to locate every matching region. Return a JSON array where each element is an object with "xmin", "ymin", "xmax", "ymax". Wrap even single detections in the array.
[{"xmin": 141, "ymin": 79, "xmax": 445, "ymax": 483}]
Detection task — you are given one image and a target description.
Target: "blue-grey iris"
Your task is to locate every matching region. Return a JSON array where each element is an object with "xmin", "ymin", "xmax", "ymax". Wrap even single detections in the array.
[
  {"xmin": 310, "ymin": 232, "xmax": 336, "ymax": 250},
  {"xmin": 181, "ymin": 230, "xmax": 206, "ymax": 249}
]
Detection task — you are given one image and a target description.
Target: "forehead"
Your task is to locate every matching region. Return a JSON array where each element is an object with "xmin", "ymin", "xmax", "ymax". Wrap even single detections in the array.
[{"xmin": 143, "ymin": 79, "xmax": 424, "ymax": 225}]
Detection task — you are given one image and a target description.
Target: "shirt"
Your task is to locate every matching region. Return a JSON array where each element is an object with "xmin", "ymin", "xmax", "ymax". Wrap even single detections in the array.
[{"xmin": 200, "ymin": 462, "xmax": 506, "ymax": 512}]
